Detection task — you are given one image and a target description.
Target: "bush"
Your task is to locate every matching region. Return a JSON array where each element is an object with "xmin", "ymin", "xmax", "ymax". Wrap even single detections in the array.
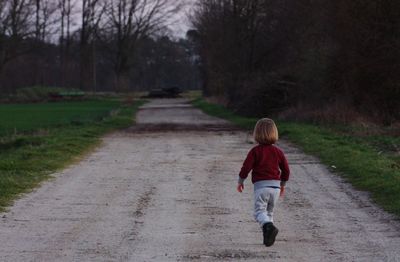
[
  {"xmin": 14, "ymin": 86, "xmax": 61, "ymax": 102},
  {"xmin": 12, "ymin": 86, "xmax": 84, "ymax": 102}
]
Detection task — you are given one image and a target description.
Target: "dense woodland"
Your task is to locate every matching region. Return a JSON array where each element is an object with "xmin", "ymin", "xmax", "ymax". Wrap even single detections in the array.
[
  {"xmin": 0, "ymin": 0, "xmax": 199, "ymax": 94},
  {"xmin": 1, "ymin": 0, "xmax": 399, "ymax": 124},
  {"xmin": 190, "ymin": 0, "xmax": 400, "ymax": 124}
]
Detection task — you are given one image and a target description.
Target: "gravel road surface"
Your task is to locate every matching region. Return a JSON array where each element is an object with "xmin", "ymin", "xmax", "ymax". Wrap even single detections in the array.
[{"xmin": 1, "ymin": 99, "xmax": 400, "ymax": 261}]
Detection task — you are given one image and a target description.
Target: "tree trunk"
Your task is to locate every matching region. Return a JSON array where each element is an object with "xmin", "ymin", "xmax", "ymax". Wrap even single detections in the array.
[{"xmin": 114, "ymin": 72, "xmax": 129, "ymax": 93}]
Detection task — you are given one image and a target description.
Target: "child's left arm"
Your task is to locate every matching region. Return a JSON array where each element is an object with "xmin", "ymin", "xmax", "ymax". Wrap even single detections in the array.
[
  {"xmin": 237, "ymin": 183, "xmax": 244, "ymax": 193},
  {"xmin": 280, "ymin": 181, "xmax": 286, "ymax": 197}
]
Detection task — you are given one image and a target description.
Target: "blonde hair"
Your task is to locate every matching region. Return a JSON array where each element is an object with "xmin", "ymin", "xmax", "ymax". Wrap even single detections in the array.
[{"xmin": 253, "ymin": 118, "xmax": 279, "ymax": 145}]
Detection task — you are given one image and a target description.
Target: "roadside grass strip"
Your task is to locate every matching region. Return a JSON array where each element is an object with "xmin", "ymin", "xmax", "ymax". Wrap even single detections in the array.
[
  {"xmin": 192, "ymin": 98, "xmax": 400, "ymax": 217},
  {"xmin": 0, "ymin": 100, "xmax": 144, "ymax": 211}
]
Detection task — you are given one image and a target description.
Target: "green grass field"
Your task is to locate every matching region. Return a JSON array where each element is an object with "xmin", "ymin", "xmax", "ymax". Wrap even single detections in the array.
[
  {"xmin": 192, "ymin": 98, "xmax": 400, "ymax": 217},
  {"xmin": 0, "ymin": 100, "xmax": 144, "ymax": 211},
  {"xmin": 0, "ymin": 100, "xmax": 122, "ymax": 136}
]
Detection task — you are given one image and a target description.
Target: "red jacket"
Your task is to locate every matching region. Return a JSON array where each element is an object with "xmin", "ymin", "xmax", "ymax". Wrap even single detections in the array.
[{"xmin": 239, "ymin": 144, "xmax": 290, "ymax": 184}]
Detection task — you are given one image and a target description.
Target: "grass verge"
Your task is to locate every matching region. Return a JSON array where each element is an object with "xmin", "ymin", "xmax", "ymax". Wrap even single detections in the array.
[
  {"xmin": 192, "ymin": 98, "xmax": 400, "ymax": 217},
  {"xmin": 0, "ymin": 100, "xmax": 145, "ymax": 211}
]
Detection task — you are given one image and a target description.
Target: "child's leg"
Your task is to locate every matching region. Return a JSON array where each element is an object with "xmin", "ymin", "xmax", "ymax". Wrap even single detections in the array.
[
  {"xmin": 255, "ymin": 188, "xmax": 280, "ymax": 247},
  {"xmin": 254, "ymin": 188, "xmax": 272, "ymax": 227},
  {"xmin": 266, "ymin": 188, "xmax": 280, "ymax": 223},
  {"xmin": 254, "ymin": 188, "xmax": 269, "ymax": 227}
]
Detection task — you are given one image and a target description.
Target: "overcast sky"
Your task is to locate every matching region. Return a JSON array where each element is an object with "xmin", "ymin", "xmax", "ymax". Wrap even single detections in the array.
[
  {"xmin": 169, "ymin": 0, "xmax": 196, "ymax": 38},
  {"xmin": 51, "ymin": 0, "xmax": 196, "ymax": 41}
]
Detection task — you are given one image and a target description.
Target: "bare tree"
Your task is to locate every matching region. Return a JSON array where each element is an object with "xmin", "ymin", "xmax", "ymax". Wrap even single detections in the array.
[
  {"xmin": 191, "ymin": 0, "xmax": 400, "ymax": 123},
  {"xmin": 34, "ymin": 0, "xmax": 57, "ymax": 42},
  {"xmin": 79, "ymin": 0, "xmax": 104, "ymax": 91},
  {"xmin": 0, "ymin": 0, "xmax": 197, "ymax": 96},
  {"xmin": 0, "ymin": 0, "xmax": 36, "ymax": 92},
  {"xmin": 58, "ymin": 0, "xmax": 76, "ymax": 87},
  {"xmin": 99, "ymin": 0, "xmax": 182, "ymax": 91},
  {"xmin": 0, "ymin": 1, "xmax": 9, "ymax": 73}
]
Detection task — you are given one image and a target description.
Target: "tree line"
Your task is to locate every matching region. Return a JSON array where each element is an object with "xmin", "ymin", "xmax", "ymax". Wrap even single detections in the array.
[
  {"xmin": 190, "ymin": 0, "xmax": 400, "ymax": 124},
  {"xmin": 0, "ymin": 0, "xmax": 199, "ymax": 95}
]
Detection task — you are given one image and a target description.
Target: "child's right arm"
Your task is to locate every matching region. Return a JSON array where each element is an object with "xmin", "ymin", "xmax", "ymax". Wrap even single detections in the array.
[{"xmin": 237, "ymin": 148, "xmax": 256, "ymax": 193}]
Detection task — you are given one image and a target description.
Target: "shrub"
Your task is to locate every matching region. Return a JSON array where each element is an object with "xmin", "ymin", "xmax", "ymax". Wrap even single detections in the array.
[{"xmin": 13, "ymin": 86, "xmax": 84, "ymax": 102}]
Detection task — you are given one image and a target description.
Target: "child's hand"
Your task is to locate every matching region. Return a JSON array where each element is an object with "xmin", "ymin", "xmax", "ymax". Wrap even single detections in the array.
[
  {"xmin": 237, "ymin": 183, "xmax": 244, "ymax": 193},
  {"xmin": 280, "ymin": 186, "xmax": 285, "ymax": 197}
]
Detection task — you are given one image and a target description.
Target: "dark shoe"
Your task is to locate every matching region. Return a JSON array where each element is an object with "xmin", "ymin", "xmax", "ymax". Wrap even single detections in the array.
[{"xmin": 262, "ymin": 222, "xmax": 279, "ymax": 247}]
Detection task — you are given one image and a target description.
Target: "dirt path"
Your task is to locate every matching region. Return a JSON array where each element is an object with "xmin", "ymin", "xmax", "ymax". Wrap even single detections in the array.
[{"xmin": 1, "ymin": 99, "xmax": 400, "ymax": 261}]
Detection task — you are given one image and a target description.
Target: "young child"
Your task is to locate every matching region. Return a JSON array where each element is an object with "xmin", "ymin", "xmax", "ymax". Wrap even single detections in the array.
[{"xmin": 237, "ymin": 118, "xmax": 290, "ymax": 247}]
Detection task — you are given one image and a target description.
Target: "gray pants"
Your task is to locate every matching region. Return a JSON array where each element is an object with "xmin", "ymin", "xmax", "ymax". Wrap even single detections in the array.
[{"xmin": 254, "ymin": 187, "xmax": 280, "ymax": 227}]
